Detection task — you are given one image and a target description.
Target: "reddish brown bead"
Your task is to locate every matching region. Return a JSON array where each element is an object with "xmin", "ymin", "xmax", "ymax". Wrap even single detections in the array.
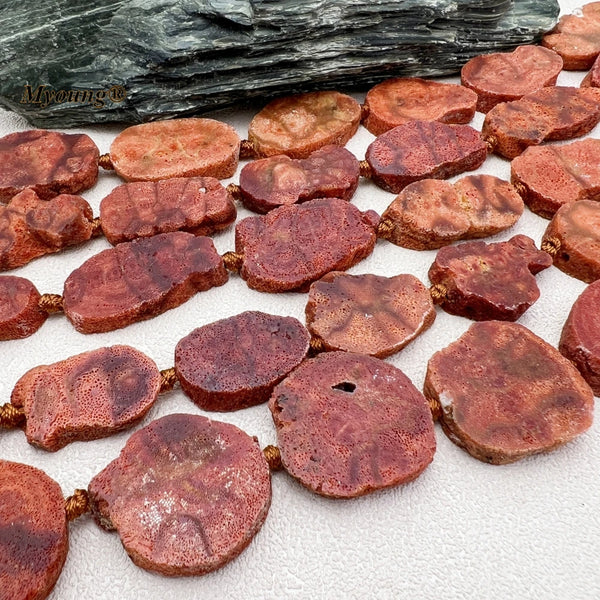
[
  {"xmin": 99, "ymin": 177, "xmax": 236, "ymax": 244},
  {"xmin": 482, "ymin": 86, "xmax": 600, "ymax": 160},
  {"xmin": 511, "ymin": 139, "xmax": 600, "ymax": 219},
  {"xmin": 382, "ymin": 175, "xmax": 523, "ymax": 250},
  {"xmin": 429, "ymin": 235, "xmax": 552, "ymax": 321},
  {"xmin": 424, "ymin": 321, "xmax": 594, "ymax": 464},
  {"xmin": 461, "ymin": 45, "xmax": 563, "ymax": 113},
  {"xmin": 363, "ymin": 78, "xmax": 477, "ymax": 135},
  {"xmin": 63, "ymin": 231, "xmax": 228, "ymax": 334},
  {"xmin": 175, "ymin": 311, "xmax": 310, "ymax": 411},
  {"xmin": 248, "ymin": 91, "xmax": 361, "ymax": 158},
  {"xmin": 0, "ymin": 129, "xmax": 99, "ymax": 203},
  {"xmin": 0, "ymin": 276, "xmax": 47, "ymax": 340},
  {"xmin": 0, "ymin": 460, "xmax": 68, "ymax": 600},
  {"xmin": 110, "ymin": 118, "xmax": 240, "ymax": 182},
  {"xmin": 306, "ymin": 272, "xmax": 435, "ymax": 357},
  {"xmin": 238, "ymin": 145, "xmax": 359, "ymax": 213},
  {"xmin": 560, "ymin": 280, "xmax": 600, "ymax": 394},
  {"xmin": 543, "ymin": 200, "xmax": 600, "ymax": 283},
  {"xmin": 269, "ymin": 351, "xmax": 436, "ymax": 498},
  {"xmin": 88, "ymin": 413, "xmax": 271, "ymax": 576},
  {"xmin": 542, "ymin": 2, "xmax": 600, "ymax": 70},
  {"xmin": 365, "ymin": 120, "xmax": 487, "ymax": 194},
  {"xmin": 0, "ymin": 189, "xmax": 93, "ymax": 270},
  {"xmin": 11, "ymin": 345, "xmax": 161, "ymax": 451},
  {"xmin": 235, "ymin": 197, "xmax": 379, "ymax": 292},
  {"xmin": 582, "ymin": 53, "xmax": 600, "ymax": 87}
]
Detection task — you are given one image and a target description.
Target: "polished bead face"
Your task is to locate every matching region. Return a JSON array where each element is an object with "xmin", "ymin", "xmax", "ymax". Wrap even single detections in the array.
[
  {"xmin": 543, "ymin": 199, "xmax": 600, "ymax": 283},
  {"xmin": 175, "ymin": 311, "xmax": 310, "ymax": 411},
  {"xmin": 425, "ymin": 321, "xmax": 594, "ymax": 464},
  {"xmin": 270, "ymin": 351, "xmax": 436, "ymax": 498},
  {"xmin": 560, "ymin": 280, "xmax": 600, "ymax": 395},
  {"xmin": 365, "ymin": 120, "xmax": 487, "ymax": 194},
  {"xmin": 11, "ymin": 345, "xmax": 161, "ymax": 451},
  {"xmin": 542, "ymin": 2, "xmax": 600, "ymax": 70},
  {"xmin": 235, "ymin": 197, "xmax": 379, "ymax": 293},
  {"xmin": 482, "ymin": 86, "xmax": 600, "ymax": 159},
  {"xmin": 248, "ymin": 91, "xmax": 361, "ymax": 159},
  {"xmin": 110, "ymin": 118, "xmax": 241, "ymax": 182},
  {"xmin": 238, "ymin": 145, "xmax": 359, "ymax": 213},
  {"xmin": 511, "ymin": 139, "xmax": 600, "ymax": 219},
  {"xmin": 0, "ymin": 275, "xmax": 47, "ymax": 340},
  {"xmin": 63, "ymin": 231, "xmax": 228, "ymax": 334},
  {"xmin": 88, "ymin": 414, "xmax": 271, "ymax": 576},
  {"xmin": 99, "ymin": 176, "xmax": 236, "ymax": 244},
  {"xmin": 363, "ymin": 77, "xmax": 477, "ymax": 136},
  {"xmin": 306, "ymin": 272, "xmax": 435, "ymax": 358},
  {"xmin": 0, "ymin": 460, "xmax": 69, "ymax": 600},
  {"xmin": 0, "ymin": 189, "xmax": 93, "ymax": 270},
  {"xmin": 461, "ymin": 45, "xmax": 563, "ymax": 113},
  {"xmin": 429, "ymin": 234, "xmax": 552, "ymax": 322},
  {"xmin": 0, "ymin": 129, "xmax": 99, "ymax": 203},
  {"xmin": 382, "ymin": 175, "xmax": 523, "ymax": 250}
]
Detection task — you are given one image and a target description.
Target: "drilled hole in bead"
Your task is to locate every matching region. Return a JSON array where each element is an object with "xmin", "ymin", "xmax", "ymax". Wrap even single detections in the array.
[
  {"xmin": 332, "ymin": 381, "xmax": 356, "ymax": 393},
  {"xmin": 562, "ymin": 252, "xmax": 570, "ymax": 261}
]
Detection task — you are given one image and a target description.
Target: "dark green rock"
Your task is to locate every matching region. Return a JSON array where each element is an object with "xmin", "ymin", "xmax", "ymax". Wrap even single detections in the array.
[{"xmin": 0, "ymin": 0, "xmax": 559, "ymax": 127}]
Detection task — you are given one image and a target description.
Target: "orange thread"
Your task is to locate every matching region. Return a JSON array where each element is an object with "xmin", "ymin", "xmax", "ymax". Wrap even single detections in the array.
[
  {"xmin": 38, "ymin": 294, "xmax": 64, "ymax": 314},
  {"xmin": 98, "ymin": 153, "xmax": 114, "ymax": 170},
  {"xmin": 159, "ymin": 367, "xmax": 178, "ymax": 393},
  {"xmin": 239, "ymin": 140, "xmax": 257, "ymax": 159},
  {"xmin": 65, "ymin": 489, "xmax": 91, "ymax": 521},
  {"xmin": 359, "ymin": 160, "xmax": 372, "ymax": 179},
  {"xmin": 429, "ymin": 284, "xmax": 447, "ymax": 304},
  {"xmin": 222, "ymin": 251, "xmax": 244, "ymax": 272},
  {"xmin": 0, "ymin": 403, "xmax": 26, "ymax": 428},
  {"xmin": 263, "ymin": 445, "xmax": 283, "ymax": 471}
]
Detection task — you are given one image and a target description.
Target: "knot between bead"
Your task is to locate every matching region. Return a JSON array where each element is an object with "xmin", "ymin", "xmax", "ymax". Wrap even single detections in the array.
[
  {"xmin": 429, "ymin": 283, "xmax": 447, "ymax": 304},
  {"xmin": 484, "ymin": 135, "xmax": 497, "ymax": 153},
  {"xmin": 65, "ymin": 489, "xmax": 91, "ymax": 521},
  {"xmin": 239, "ymin": 139, "xmax": 257, "ymax": 159},
  {"xmin": 376, "ymin": 217, "xmax": 395, "ymax": 239},
  {"xmin": 98, "ymin": 153, "xmax": 114, "ymax": 170},
  {"xmin": 222, "ymin": 251, "xmax": 244, "ymax": 272},
  {"xmin": 226, "ymin": 183, "xmax": 243, "ymax": 201},
  {"xmin": 428, "ymin": 396, "xmax": 442, "ymax": 422},
  {"xmin": 38, "ymin": 294, "xmax": 64, "ymax": 314},
  {"xmin": 263, "ymin": 445, "xmax": 283, "ymax": 471},
  {"xmin": 308, "ymin": 336, "xmax": 325, "ymax": 356},
  {"xmin": 0, "ymin": 403, "xmax": 26, "ymax": 428},
  {"xmin": 359, "ymin": 160, "xmax": 372, "ymax": 179},
  {"xmin": 90, "ymin": 216, "xmax": 103, "ymax": 238},
  {"xmin": 159, "ymin": 367, "xmax": 178, "ymax": 393},
  {"xmin": 541, "ymin": 237, "xmax": 561, "ymax": 258}
]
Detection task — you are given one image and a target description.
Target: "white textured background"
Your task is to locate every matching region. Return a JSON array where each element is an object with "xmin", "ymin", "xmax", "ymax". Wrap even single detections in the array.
[{"xmin": 1, "ymin": 1, "xmax": 599, "ymax": 598}]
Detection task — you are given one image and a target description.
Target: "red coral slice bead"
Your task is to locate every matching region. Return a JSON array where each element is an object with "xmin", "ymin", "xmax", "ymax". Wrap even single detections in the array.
[
  {"xmin": 238, "ymin": 145, "xmax": 359, "ymax": 213},
  {"xmin": 429, "ymin": 235, "xmax": 552, "ymax": 321},
  {"xmin": 270, "ymin": 351, "xmax": 436, "ymax": 498},
  {"xmin": 0, "ymin": 460, "xmax": 68, "ymax": 600},
  {"xmin": 0, "ymin": 129, "xmax": 99, "ymax": 203},
  {"xmin": 365, "ymin": 120, "xmax": 487, "ymax": 193},
  {"xmin": 0, "ymin": 189, "xmax": 93, "ymax": 270},
  {"xmin": 0, "ymin": 276, "xmax": 47, "ymax": 340},
  {"xmin": 382, "ymin": 175, "xmax": 523, "ymax": 250},
  {"xmin": 425, "ymin": 321, "xmax": 594, "ymax": 464},
  {"xmin": 581, "ymin": 53, "xmax": 600, "ymax": 87},
  {"xmin": 110, "ymin": 118, "xmax": 241, "ymax": 182},
  {"xmin": 63, "ymin": 231, "xmax": 228, "ymax": 333},
  {"xmin": 88, "ymin": 413, "xmax": 271, "ymax": 576},
  {"xmin": 248, "ymin": 91, "xmax": 361, "ymax": 158},
  {"xmin": 482, "ymin": 86, "xmax": 600, "ymax": 159},
  {"xmin": 175, "ymin": 311, "xmax": 310, "ymax": 411},
  {"xmin": 542, "ymin": 2, "xmax": 600, "ymax": 70},
  {"xmin": 235, "ymin": 197, "xmax": 379, "ymax": 292},
  {"xmin": 461, "ymin": 45, "xmax": 563, "ymax": 113},
  {"xmin": 11, "ymin": 345, "xmax": 161, "ymax": 451},
  {"xmin": 305, "ymin": 272, "xmax": 435, "ymax": 357},
  {"xmin": 363, "ymin": 77, "xmax": 477, "ymax": 135},
  {"xmin": 99, "ymin": 176, "xmax": 236, "ymax": 244},
  {"xmin": 560, "ymin": 280, "xmax": 600, "ymax": 394},
  {"xmin": 543, "ymin": 199, "xmax": 600, "ymax": 283},
  {"xmin": 511, "ymin": 139, "xmax": 600, "ymax": 219}
]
